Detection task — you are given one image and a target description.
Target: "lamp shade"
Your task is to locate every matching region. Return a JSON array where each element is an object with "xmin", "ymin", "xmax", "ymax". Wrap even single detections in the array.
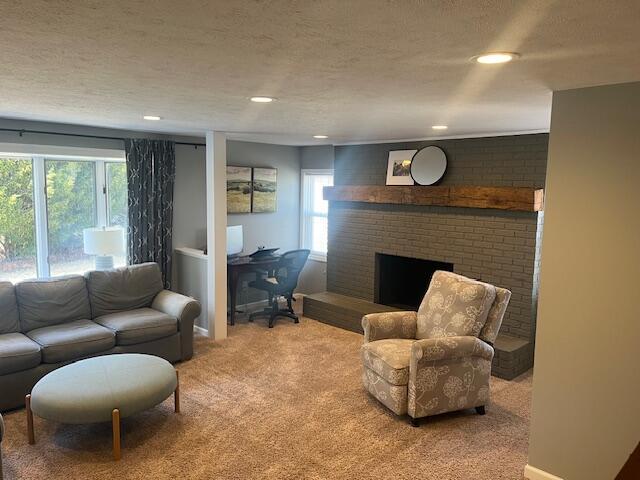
[{"xmin": 83, "ymin": 227, "xmax": 125, "ymax": 255}]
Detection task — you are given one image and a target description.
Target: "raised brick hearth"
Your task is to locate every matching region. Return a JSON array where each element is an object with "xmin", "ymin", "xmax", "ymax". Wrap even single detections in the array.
[{"xmin": 303, "ymin": 133, "xmax": 547, "ymax": 380}]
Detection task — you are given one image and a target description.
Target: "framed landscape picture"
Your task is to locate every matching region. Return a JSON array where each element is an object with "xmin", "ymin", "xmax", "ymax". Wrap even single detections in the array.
[
  {"xmin": 386, "ymin": 150, "xmax": 417, "ymax": 185},
  {"xmin": 251, "ymin": 167, "xmax": 277, "ymax": 213},
  {"xmin": 227, "ymin": 166, "xmax": 252, "ymax": 213}
]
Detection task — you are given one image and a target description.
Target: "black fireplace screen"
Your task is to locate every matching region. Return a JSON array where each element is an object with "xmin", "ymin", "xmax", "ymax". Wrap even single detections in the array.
[{"xmin": 374, "ymin": 253, "xmax": 453, "ymax": 310}]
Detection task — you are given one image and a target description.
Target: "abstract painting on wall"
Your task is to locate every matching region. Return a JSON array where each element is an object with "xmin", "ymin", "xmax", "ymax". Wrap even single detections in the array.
[
  {"xmin": 251, "ymin": 167, "xmax": 277, "ymax": 213},
  {"xmin": 226, "ymin": 166, "xmax": 252, "ymax": 213}
]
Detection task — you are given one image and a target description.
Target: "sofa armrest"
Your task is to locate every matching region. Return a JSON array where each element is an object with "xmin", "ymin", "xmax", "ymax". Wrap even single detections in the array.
[
  {"xmin": 411, "ymin": 336, "xmax": 494, "ymax": 364},
  {"xmin": 152, "ymin": 290, "xmax": 201, "ymax": 361},
  {"xmin": 361, "ymin": 311, "xmax": 417, "ymax": 343}
]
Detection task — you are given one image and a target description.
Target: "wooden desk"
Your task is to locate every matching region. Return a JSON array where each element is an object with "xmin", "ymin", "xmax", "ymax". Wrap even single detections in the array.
[{"xmin": 227, "ymin": 255, "xmax": 280, "ymax": 325}]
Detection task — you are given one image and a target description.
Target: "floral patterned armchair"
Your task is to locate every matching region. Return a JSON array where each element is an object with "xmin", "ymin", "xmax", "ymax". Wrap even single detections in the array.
[{"xmin": 361, "ymin": 270, "xmax": 511, "ymax": 426}]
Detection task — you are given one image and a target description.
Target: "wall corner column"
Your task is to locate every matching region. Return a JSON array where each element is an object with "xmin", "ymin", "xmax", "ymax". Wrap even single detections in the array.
[{"xmin": 205, "ymin": 131, "xmax": 227, "ymax": 340}]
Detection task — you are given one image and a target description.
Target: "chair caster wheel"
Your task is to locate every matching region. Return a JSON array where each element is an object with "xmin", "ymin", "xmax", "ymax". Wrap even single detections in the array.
[{"xmin": 475, "ymin": 405, "xmax": 486, "ymax": 415}]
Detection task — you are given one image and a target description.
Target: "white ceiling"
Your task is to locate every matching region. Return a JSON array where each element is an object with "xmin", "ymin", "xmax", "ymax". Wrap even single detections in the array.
[{"xmin": 1, "ymin": 1, "xmax": 639, "ymax": 145}]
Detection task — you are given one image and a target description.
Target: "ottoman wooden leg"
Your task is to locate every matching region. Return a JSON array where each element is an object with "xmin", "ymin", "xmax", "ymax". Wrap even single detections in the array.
[
  {"xmin": 26, "ymin": 394, "xmax": 35, "ymax": 444},
  {"xmin": 112, "ymin": 409, "xmax": 121, "ymax": 461},
  {"xmin": 174, "ymin": 370, "xmax": 180, "ymax": 413}
]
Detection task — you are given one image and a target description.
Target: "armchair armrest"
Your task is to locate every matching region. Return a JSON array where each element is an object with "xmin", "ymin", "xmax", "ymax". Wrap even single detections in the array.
[
  {"xmin": 361, "ymin": 311, "xmax": 417, "ymax": 343},
  {"xmin": 152, "ymin": 290, "xmax": 201, "ymax": 361},
  {"xmin": 411, "ymin": 336, "xmax": 494, "ymax": 364}
]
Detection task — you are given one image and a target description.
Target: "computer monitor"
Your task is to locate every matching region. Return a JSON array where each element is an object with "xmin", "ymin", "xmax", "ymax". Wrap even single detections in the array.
[{"xmin": 227, "ymin": 225, "xmax": 243, "ymax": 257}]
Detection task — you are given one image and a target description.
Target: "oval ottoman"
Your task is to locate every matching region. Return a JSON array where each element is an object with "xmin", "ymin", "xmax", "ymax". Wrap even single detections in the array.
[{"xmin": 26, "ymin": 353, "xmax": 179, "ymax": 460}]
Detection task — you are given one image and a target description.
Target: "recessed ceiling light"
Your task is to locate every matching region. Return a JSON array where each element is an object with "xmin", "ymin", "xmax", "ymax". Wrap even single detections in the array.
[
  {"xmin": 143, "ymin": 115, "xmax": 162, "ymax": 121},
  {"xmin": 250, "ymin": 96, "xmax": 275, "ymax": 103},
  {"xmin": 475, "ymin": 52, "xmax": 519, "ymax": 64},
  {"xmin": 313, "ymin": 135, "xmax": 328, "ymax": 139},
  {"xmin": 431, "ymin": 125, "xmax": 448, "ymax": 130}
]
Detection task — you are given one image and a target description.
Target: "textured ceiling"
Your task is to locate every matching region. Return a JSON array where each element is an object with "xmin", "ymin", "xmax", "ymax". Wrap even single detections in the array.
[{"xmin": 1, "ymin": 1, "xmax": 639, "ymax": 145}]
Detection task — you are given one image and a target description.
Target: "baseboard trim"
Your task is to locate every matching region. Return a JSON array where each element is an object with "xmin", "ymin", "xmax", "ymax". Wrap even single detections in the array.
[
  {"xmin": 239, "ymin": 299, "xmax": 269, "ymax": 310},
  {"xmin": 193, "ymin": 299, "xmax": 271, "ymax": 338},
  {"xmin": 524, "ymin": 464, "xmax": 564, "ymax": 480},
  {"xmin": 193, "ymin": 325, "xmax": 209, "ymax": 336}
]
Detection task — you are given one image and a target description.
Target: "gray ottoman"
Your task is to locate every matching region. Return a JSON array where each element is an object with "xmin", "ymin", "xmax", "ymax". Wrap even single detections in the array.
[{"xmin": 26, "ymin": 353, "xmax": 179, "ymax": 460}]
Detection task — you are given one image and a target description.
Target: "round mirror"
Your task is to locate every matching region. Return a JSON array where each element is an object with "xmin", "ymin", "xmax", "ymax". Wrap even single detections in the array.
[{"xmin": 410, "ymin": 146, "xmax": 447, "ymax": 185}]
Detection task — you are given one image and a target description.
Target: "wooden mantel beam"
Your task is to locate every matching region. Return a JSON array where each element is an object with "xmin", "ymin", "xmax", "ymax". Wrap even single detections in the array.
[{"xmin": 323, "ymin": 185, "xmax": 544, "ymax": 212}]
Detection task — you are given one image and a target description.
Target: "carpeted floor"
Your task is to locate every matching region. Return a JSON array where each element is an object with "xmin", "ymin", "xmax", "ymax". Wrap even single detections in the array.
[{"xmin": 1, "ymin": 317, "xmax": 532, "ymax": 480}]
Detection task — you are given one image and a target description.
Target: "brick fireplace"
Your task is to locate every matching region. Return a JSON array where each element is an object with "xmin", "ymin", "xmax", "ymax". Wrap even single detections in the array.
[{"xmin": 306, "ymin": 133, "xmax": 547, "ymax": 380}]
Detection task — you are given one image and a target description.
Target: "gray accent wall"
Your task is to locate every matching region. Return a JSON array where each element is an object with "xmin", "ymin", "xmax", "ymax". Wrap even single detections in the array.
[
  {"xmin": 327, "ymin": 134, "xmax": 548, "ymax": 378},
  {"xmin": 301, "ymin": 144, "xmax": 334, "ymax": 170},
  {"xmin": 226, "ymin": 141, "xmax": 302, "ymax": 304},
  {"xmin": 296, "ymin": 144, "xmax": 334, "ymax": 297},
  {"xmin": 173, "ymin": 144, "xmax": 207, "ymax": 251},
  {"xmin": 227, "ymin": 141, "xmax": 301, "ymax": 254},
  {"xmin": 334, "ymin": 135, "xmax": 547, "ymax": 187}
]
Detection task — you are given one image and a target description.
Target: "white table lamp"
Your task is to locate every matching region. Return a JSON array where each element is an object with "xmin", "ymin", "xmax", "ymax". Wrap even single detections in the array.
[{"xmin": 83, "ymin": 227, "xmax": 125, "ymax": 270}]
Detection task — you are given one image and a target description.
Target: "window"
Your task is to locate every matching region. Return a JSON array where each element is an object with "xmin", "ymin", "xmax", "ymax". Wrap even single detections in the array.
[
  {"xmin": 300, "ymin": 169, "xmax": 333, "ymax": 261},
  {"xmin": 0, "ymin": 157, "xmax": 37, "ymax": 282},
  {"xmin": 46, "ymin": 159, "xmax": 98, "ymax": 277},
  {"xmin": 0, "ymin": 146, "xmax": 126, "ymax": 283}
]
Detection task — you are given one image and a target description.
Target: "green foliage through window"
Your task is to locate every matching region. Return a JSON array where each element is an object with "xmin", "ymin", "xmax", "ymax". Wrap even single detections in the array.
[
  {"xmin": 0, "ymin": 158, "xmax": 36, "ymax": 261},
  {"xmin": 46, "ymin": 160, "xmax": 96, "ymax": 255}
]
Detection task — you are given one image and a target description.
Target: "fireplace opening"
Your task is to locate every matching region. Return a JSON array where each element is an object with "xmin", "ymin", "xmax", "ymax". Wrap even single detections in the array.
[{"xmin": 374, "ymin": 253, "xmax": 453, "ymax": 310}]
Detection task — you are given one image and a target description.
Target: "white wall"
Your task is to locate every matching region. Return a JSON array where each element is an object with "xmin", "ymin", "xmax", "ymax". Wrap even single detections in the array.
[{"xmin": 526, "ymin": 82, "xmax": 640, "ymax": 479}]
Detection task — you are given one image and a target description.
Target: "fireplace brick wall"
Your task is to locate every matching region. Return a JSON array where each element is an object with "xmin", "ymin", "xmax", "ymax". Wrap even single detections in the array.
[{"xmin": 327, "ymin": 134, "xmax": 548, "ymax": 378}]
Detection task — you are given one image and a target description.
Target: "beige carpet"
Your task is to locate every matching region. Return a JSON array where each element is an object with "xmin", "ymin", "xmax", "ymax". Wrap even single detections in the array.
[{"xmin": 2, "ymin": 317, "xmax": 532, "ymax": 480}]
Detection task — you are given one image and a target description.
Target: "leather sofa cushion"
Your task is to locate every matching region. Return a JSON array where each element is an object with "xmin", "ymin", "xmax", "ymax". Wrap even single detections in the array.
[
  {"xmin": 361, "ymin": 339, "xmax": 414, "ymax": 386},
  {"xmin": 16, "ymin": 275, "xmax": 91, "ymax": 332},
  {"xmin": 26, "ymin": 320, "xmax": 115, "ymax": 363},
  {"xmin": 94, "ymin": 308, "xmax": 177, "ymax": 345},
  {"xmin": 85, "ymin": 263, "xmax": 164, "ymax": 318},
  {"xmin": 0, "ymin": 282, "xmax": 20, "ymax": 334},
  {"xmin": 0, "ymin": 332, "xmax": 42, "ymax": 375}
]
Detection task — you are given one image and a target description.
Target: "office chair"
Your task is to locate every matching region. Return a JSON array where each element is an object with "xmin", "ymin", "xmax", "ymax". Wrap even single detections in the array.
[{"xmin": 248, "ymin": 249, "xmax": 310, "ymax": 328}]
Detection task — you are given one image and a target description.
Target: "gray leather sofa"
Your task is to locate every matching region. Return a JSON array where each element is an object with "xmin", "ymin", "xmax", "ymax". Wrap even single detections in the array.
[{"xmin": 0, "ymin": 262, "xmax": 200, "ymax": 412}]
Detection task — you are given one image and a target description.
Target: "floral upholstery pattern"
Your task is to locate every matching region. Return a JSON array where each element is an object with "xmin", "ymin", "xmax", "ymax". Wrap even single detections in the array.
[
  {"xmin": 411, "ymin": 335, "xmax": 494, "ymax": 363},
  {"xmin": 479, "ymin": 287, "xmax": 511, "ymax": 345},
  {"xmin": 362, "ymin": 368, "xmax": 408, "ymax": 415},
  {"xmin": 362, "ymin": 311, "xmax": 417, "ymax": 343},
  {"xmin": 361, "ymin": 271, "xmax": 510, "ymax": 421},
  {"xmin": 408, "ymin": 354, "xmax": 492, "ymax": 418},
  {"xmin": 361, "ymin": 339, "xmax": 414, "ymax": 385},
  {"xmin": 416, "ymin": 271, "xmax": 496, "ymax": 340}
]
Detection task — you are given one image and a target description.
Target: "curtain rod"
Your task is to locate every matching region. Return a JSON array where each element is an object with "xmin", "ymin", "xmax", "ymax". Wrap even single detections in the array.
[{"xmin": 0, "ymin": 128, "xmax": 206, "ymax": 148}]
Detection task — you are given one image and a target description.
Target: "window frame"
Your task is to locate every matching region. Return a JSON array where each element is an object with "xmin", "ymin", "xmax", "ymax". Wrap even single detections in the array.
[
  {"xmin": 299, "ymin": 168, "xmax": 333, "ymax": 262},
  {"xmin": 0, "ymin": 143, "xmax": 125, "ymax": 279}
]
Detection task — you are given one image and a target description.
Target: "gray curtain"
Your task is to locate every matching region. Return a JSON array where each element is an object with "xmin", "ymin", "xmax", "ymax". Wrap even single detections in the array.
[{"xmin": 124, "ymin": 138, "xmax": 175, "ymax": 289}]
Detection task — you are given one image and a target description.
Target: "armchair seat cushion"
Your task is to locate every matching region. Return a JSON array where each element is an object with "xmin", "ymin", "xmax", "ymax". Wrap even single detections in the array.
[
  {"xmin": 0, "ymin": 333, "xmax": 42, "ymax": 375},
  {"xmin": 27, "ymin": 320, "xmax": 115, "ymax": 363},
  {"xmin": 361, "ymin": 339, "xmax": 415, "ymax": 386},
  {"xmin": 94, "ymin": 308, "xmax": 178, "ymax": 345}
]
